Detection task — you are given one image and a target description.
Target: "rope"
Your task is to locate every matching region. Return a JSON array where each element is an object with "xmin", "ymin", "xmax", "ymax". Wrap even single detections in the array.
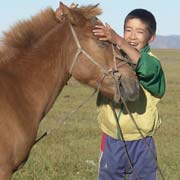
[
  {"xmin": 34, "ymin": 89, "xmax": 98, "ymax": 145},
  {"xmin": 110, "ymin": 104, "xmax": 141, "ymax": 180},
  {"xmin": 118, "ymin": 96, "xmax": 166, "ymax": 180},
  {"xmin": 69, "ymin": 24, "xmax": 107, "ymax": 74}
]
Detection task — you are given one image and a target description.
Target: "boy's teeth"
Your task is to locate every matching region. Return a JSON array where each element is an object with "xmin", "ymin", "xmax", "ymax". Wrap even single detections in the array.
[{"xmin": 130, "ymin": 42, "xmax": 136, "ymax": 46}]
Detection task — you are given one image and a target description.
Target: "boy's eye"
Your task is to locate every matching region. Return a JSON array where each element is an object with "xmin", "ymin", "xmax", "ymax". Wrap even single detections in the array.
[
  {"xmin": 125, "ymin": 29, "xmax": 131, "ymax": 32},
  {"xmin": 137, "ymin": 31, "xmax": 144, "ymax": 34}
]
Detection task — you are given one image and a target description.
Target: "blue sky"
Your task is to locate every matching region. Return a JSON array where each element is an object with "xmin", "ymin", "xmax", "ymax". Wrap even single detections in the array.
[{"xmin": 0, "ymin": 0, "xmax": 180, "ymax": 37}]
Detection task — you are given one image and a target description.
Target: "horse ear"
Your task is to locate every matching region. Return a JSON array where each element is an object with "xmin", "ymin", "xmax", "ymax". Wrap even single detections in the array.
[
  {"xmin": 55, "ymin": 2, "xmax": 77, "ymax": 24},
  {"xmin": 70, "ymin": 3, "xmax": 78, "ymax": 8}
]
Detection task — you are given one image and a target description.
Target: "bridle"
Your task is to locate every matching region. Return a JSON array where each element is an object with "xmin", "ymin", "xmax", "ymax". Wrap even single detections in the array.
[{"xmin": 68, "ymin": 23, "xmax": 128, "ymax": 102}]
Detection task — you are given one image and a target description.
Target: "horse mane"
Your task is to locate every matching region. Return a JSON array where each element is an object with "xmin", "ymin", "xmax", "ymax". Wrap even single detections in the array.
[
  {"xmin": 0, "ymin": 4, "xmax": 102, "ymax": 62},
  {"xmin": 1, "ymin": 8, "xmax": 57, "ymax": 49}
]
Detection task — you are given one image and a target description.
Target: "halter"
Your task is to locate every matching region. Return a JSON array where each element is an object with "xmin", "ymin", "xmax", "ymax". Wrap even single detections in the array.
[
  {"xmin": 68, "ymin": 23, "xmax": 128, "ymax": 101},
  {"xmin": 69, "ymin": 23, "xmax": 108, "ymax": 74}
]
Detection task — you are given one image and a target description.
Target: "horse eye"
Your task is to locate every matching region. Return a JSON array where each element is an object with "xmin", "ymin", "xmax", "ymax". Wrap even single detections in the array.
[{"xmin": 96, "ymin": 40, "xmax": 110, "ymax": 48}]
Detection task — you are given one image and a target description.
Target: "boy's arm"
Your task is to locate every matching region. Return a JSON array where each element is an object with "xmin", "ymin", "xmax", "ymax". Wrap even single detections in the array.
[
  {"xmin": 93, "ymin": 23, "xmax": 140, "ymax": 64},
  {"xmin": 136, "ymin": 52, "xmax": 166, "ymax": 98},
  {"xmin": 92, "ymin": 23, "xmax": 166, "ymax": 97}
]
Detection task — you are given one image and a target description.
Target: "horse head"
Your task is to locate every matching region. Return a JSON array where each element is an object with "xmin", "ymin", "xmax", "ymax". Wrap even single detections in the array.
[{"xmin": 55, "ymin": 2, "xmax": 139, "ymax": 103}]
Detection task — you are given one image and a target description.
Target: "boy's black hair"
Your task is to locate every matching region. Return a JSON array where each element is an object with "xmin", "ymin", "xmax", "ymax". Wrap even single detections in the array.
[{"xmin": 124, "ymin": 9, "xmax": 156, "ymax": 36}]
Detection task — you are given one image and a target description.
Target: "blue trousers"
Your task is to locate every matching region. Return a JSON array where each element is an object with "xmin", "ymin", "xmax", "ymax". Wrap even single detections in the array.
[{"xmin": 98, "ymin": 134, "xmax": 157, "ymax": 180}]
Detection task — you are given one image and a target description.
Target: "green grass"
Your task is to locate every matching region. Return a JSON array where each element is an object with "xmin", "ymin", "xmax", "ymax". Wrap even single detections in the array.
[
  {"xmin": 152, "ymin": 49, "xmax": 180, "ymax": 180},
  {"xmin": 13, "ymin": 49, "xmax": 180, "ymax": 180}
]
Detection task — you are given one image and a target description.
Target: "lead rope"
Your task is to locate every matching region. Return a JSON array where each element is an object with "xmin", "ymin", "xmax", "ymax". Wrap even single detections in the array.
[
  {"xmin": 114, "ymin": 95, "xmax": 166, "ymax": 180},
  {"xmin": 111, "ymin": 44, "xmax": 165, "ymax": 179},
  {"xmin": 33, "ymin": 88, "xmax": 98, "ymax": 145},
  {"xmin": 110, "ymin": 104, "xmax": 141, "ymax": 180}
]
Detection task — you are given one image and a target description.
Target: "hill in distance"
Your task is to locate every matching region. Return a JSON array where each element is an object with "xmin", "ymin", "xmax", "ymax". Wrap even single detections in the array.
[{"xmin": 150, "ymin": 35, "xmax": 180, "ymax": 49}]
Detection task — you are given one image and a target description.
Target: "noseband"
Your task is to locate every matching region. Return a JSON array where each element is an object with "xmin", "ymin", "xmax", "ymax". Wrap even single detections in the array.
[{"xmin": 68, "ymin": 23, "xmax": 128, "ymax": 101}]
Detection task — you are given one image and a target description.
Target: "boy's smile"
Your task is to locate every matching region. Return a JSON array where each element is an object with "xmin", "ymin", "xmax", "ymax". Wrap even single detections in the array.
[{"xmin": 124, "ymin": 18, "xmax": 154, "ymax": 51}]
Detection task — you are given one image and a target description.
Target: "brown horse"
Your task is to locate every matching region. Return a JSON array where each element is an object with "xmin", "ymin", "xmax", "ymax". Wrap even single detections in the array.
[{"xmin": 0, "ymin": 2, "xmax": 139, "ymax": 179}]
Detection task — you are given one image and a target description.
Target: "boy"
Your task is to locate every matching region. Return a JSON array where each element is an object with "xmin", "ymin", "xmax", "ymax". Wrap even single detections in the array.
[{"xmin": 93, "ymin": 9, "xmax": 166, "ymax": 180}]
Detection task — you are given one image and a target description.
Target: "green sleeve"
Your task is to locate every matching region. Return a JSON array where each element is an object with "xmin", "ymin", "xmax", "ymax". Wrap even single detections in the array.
[{"xmin": 136, "ymin": 52, "xmax": 166, "ymax": 97}]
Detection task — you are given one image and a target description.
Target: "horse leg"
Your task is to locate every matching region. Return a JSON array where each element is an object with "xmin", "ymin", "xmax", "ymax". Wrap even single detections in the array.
[{"xmin": 0, "ymin": 167, "xmax": 12, "ymax": 180}]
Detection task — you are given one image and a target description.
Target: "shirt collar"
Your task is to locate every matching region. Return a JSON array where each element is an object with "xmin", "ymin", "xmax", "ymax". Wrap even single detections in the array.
[{"xmin": 140, "ymin": 44, "xmax": 150, "ymax": 53}]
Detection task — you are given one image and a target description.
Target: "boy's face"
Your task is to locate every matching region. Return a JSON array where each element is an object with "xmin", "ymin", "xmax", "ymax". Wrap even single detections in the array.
[{"xmin": 124, "ymin": 18, "xmax": 155, "ymax": 51}]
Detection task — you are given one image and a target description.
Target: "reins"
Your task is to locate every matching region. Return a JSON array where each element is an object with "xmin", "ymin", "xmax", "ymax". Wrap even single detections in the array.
[
  {"xmin": 110, "ymin": 95, "xmax": 166, "ymax": 180},
  {"xmin": 110, "ymin": 104, "xmax": 140, "ymax": 180},
  {"xmin": 34, "ymin": 88, "xmax": 98, "ymax": 145}
]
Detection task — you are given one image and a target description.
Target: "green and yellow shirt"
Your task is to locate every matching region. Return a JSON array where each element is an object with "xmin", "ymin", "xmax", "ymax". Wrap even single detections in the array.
[{"xmin": 97, "ymin": 45, "xmax": 166, "ymax": 141}]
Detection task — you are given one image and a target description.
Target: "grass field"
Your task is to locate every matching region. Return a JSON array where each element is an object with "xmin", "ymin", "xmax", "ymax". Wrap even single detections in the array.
[{"xmin": 13, "ymin": 49, "xmax": 180, "ymax": 180}]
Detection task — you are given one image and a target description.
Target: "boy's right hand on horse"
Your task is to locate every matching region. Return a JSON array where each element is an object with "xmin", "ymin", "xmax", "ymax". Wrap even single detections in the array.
[{"xmin": 93, "ymin": 23, "xmax": 122, "ymax": 46}]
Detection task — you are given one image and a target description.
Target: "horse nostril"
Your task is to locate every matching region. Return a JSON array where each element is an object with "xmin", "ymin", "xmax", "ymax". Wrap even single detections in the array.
[
  {"xmin": 128, "ymin": 81, "xmax": 140, "ymax": 101},
  {"xmin": 119, "ymin": 78, "xmax": 140, "ymax": 102}
]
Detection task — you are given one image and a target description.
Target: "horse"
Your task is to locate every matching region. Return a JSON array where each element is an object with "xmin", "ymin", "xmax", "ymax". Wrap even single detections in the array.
[{"xmin": 0, "ymin": 2, "xmax": 139, "ymax": 179}]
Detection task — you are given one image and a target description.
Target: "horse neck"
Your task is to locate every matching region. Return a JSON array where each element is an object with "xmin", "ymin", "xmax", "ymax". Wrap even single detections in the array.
[{"xmin": 5, "ymin": 24, "xmax": 71, "ymax": 122}]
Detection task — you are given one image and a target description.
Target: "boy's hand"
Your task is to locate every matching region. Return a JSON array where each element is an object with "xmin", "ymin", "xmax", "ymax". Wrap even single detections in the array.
[{"xmin": 93, "ymin": 23, "xmax": 121, "ymax": 45}]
